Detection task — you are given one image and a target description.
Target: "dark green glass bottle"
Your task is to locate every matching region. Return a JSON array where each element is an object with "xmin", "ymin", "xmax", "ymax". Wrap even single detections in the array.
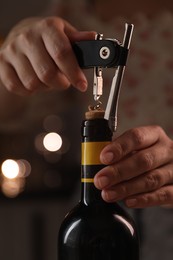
[{"xmin": 58, "ymin": 110, "xmax": 140, "ymax": 260}]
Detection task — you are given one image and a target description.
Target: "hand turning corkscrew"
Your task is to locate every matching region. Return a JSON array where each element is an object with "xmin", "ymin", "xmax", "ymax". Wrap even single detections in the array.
[
  {"xmin": 73, "ymin": 23, "xmax": 134, "ymax": 132},
  {"xmin": 59, "ymin": 24, "xmax": 139, "ymax": 260}
]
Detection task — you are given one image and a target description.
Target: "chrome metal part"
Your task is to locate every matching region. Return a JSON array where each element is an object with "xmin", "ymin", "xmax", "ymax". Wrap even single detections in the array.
[
  {"xmin": 93, "ymin": 33, "xmax": 104, "ymax": 102},
  {"xmin": 104, "ymin": 23, "xmax": 134, "ymax": 132},
  {"xmin": 93, "ymin": 67, "xmax": 103, "ymax": 101}
]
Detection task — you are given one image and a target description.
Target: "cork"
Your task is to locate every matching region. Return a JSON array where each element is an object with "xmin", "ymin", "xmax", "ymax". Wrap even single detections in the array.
[{"xmin": 85, "ymin": 109, "xmax": 105, "ymax": 120}]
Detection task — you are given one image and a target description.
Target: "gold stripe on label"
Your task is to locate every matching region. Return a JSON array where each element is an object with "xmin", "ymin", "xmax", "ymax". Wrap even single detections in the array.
[
  {"xmin": 81, "ymin": 178, "xmax": 94, "ymax": 183},
  {"xmin": 82, "ymin": 141, "xmax": 110, "ymax": 165}
]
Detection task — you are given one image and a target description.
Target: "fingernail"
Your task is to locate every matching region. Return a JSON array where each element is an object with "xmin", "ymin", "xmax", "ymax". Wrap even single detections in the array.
[
  {"xmin": 101, "ymin": 152, "xmax": 114, "ymax": 164},
  {"xmin": 97, "ymin": 176, "xmax": 110, "ymax": 189},
  {"xmin": 76, "ymin": 81, "xmax": 87, "ymax": 92},
  {"xmin": 126, "ymin": 198, "xmax": 137, "ymax": 207}
]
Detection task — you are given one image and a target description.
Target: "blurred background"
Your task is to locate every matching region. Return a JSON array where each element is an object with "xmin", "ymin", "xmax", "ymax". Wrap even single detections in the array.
[{"xmin": 0, "ymin": 1, "xmax": 85, "ymax": 259}]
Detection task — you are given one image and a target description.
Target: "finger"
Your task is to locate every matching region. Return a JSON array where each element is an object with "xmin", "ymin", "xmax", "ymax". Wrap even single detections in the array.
[
  {"xmin": 63, "ymin": 19, "xmax": 96, "ymax": 41},
  {"xmin": 95, "ymin": 140, "xmax": 172, "ymax": 190},
  {"xmin": 125, "ymin": 185, "xmax": 173, "ymax": 208},
  {"xmin": 41, "ymin": 19, "xmax": 88, "ymax": 92},
  {"xmin": 0, "ymin": 61, "xmax": 30, "ymax": 95},
  {"xmin": 18, "ymin": 36, "xmax": 70, "ymax": 90},
  {"xmin": 100, "ymin": 125, "xmax": 164, "ymax": 164},
  {"xmin": 8, "ymin": 53, "xmax": 45, "ymax": 92},
  {"xmin": 66, "ymin": 30, "xmax": 96, "ymax": 42},
  {"xmin": 48, "ymin": 70, "xmax": 71, "ymax": 90},
  {"xmin": 101, "ymin": 163, "xmax": 173, "ymax": 202}
]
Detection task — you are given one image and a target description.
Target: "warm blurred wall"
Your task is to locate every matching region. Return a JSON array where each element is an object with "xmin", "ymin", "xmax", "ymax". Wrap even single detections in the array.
[
  {"xmin": 0, "ymin": 0, "xmax": 51, "ymax": 36},
  {"xmin": 0, "ymin": 192, "xmax": 79, "ymax": 260}
]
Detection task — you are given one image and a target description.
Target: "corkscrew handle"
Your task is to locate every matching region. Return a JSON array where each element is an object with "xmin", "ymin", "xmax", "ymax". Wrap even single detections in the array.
[
  {"xmin": 73, "ymin": 23, "xmax": 134, "ymax": 133},
  {"xmin": 73, "ymin": 31, "xmax": 129, "ymax": 102},
  {"xmin": 73, "ymin": 39, "xmax": 128, "ymax": 68},
  {"xmin": 104, "ymin": 23, "xmax": 134, "ymax": 132}
]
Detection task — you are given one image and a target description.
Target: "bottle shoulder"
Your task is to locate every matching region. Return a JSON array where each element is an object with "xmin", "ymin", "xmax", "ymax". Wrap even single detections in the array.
[
  {"xmin": 58, "ymin": 202, "xmax": 139, "ymax": 260},
  {"xmin": 59, "ymin": 201, "xmax": 137, "ymax": 237},
  {"xmin": 63, "ymin": 201, "xmax": 134, "ymax": 220}
]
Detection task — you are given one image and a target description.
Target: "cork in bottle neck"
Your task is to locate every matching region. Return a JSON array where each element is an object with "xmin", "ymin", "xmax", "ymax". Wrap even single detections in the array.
[{"xmin": 85, "ymin": 109, "xmax": 105, "ymax": 120}]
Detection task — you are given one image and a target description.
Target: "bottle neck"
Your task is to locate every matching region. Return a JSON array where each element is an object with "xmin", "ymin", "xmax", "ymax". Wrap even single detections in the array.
[
  {"xmin": 81, "ymin": 150, "xmax": 107, "ymax": 205},
  {"xmin": 80, "ymin": 118, "xmax": 112, "ymax": 205}
]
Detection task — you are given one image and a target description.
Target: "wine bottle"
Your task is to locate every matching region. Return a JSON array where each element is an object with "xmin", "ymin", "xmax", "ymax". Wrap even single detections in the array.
[{"xmin": 58, "ymin": 110, "xmax": 140, "ymax": 260}]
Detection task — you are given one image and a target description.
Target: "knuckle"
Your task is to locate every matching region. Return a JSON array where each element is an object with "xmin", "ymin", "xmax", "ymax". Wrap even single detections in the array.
[
  {"xmin": 113, "ymin": 142, "xmax": 126, "ymax": 160},
  {"xmin": 138, "ymin": 152, "xmax": 154, "ymax": 170},
  {"xmin": 119, "ymin": 184, "xmax": 128, "ymax": 195},
  {"xmin": 39, "ymin": 17, "xmax": 72, "ymax": 62},
  {"xmin": 158, "ymin": 189, "xmax": 169, "ymax": 203},
  {"xmin": 110, "ymin": 165, "xmax": 123, "ymax": 183},
  {"xmin": 167, "ymin": 168, "xmax": 173, "ymax": 182},
  {"xmin": 5, "ymin": 80, "xmax": 17, "ymax": 93},
  {"xmin": 24, "ymin": 77, "xmax": 40, "ymax": 91},
  {"xmin": 140, "ymin": 195, "xmax": 149, "ymax": 205},
  {"xmin": 4, "ymin": 42, "xmax": 17, "ymax": 55},
  {"xmin": 144, "ymin": 173, "xmax": 160, "ymax": 190},
  {"xmin": 40, "ymin": 17, "xmax": 57, "ymax": 28},
  {"xmin": 153, "ymin": 125, "xmax": 164, "ymax": 134},
  {"xmin": 153, "ymin": 169, "xmax": 165, "ymax": 186},
  {"xmin": 38, "ymin": 66, "xmax": 56, "ymax": 83},
  {"xmin": 54, "ymin": 44, "xmax": 71, "ymax": 61},
  {"xmin": 18, "ymin": 31, "xmax": 33, "ymax": 47},
  {"xmin": 129, "ymin": 128, "xmax": 146, "ymax": 147},
  {"xmin": 40, "ymin": 17, "xmax": 63, "ymax": 32}
]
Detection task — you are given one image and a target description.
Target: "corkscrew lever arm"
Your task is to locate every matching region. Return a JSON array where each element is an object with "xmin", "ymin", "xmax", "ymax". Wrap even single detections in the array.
[{"xmin": 104, "ymin": 23, "xmax": 134, "ymax": 132}]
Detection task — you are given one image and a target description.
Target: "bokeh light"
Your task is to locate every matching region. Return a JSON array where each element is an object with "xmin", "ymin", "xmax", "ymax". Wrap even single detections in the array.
[
  {"xmin": 1, "ymin": 159, "xmax": 31, "ymax": 198},
  {"xmin": 43, "ymin": 132, "xmax": 62, "ymax": 152},
  {"xmin": 17, "ymin": 159, "xmax": 31, "ymax": 177},
  {"xmin": 1, "ymin": 159, "xmax": 19, "ymax": 179},
  {"xmin": 2, "ymin": 178, "xmax": 25, "ymax": 198}
]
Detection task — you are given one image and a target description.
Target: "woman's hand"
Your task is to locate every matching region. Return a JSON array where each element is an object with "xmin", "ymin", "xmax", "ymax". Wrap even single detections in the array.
[
  {"xmin": 0, "ymin": 17, "xmax": 95, "ymax": 95},
  {"xmin": 94, "ymin": 125, "xmax": 173, "ymax": 208}
]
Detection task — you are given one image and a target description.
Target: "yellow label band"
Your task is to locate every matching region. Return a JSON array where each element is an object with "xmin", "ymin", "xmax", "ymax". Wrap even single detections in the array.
[
  {"xmin": 81, "ymin": 141, "xmax": 110, "ymax": 165},
  {"xmin": 81, "ymin": 178, "xmax": 94, "ymax": 183}
]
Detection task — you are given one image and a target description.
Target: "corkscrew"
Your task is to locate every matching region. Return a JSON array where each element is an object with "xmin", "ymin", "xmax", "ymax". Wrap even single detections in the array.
[{"xmin": 73, "ymin": 23, "xmax": 134, "ymax": 132}]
